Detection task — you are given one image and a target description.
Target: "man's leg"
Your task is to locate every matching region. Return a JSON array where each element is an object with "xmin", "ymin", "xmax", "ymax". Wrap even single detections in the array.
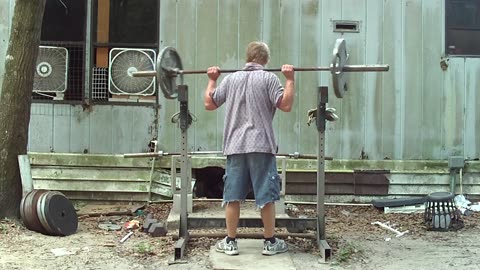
[
  {"xmin": 216, "ymin": 154, "xmax": 249, "ymax": 255},
  {"xmin": 261, "ymin": 202, "xmax": 275, "ymax": 238},
  {"xmin": 248, "ymin": 153, "xmax": 288, "ymax": 255},
  {"xmin": 226, "ymin": 201, "xmax": 240, "ymax": 238}
]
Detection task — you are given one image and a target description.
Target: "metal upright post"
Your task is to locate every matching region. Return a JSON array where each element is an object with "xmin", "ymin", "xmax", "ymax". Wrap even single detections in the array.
[
  {"xmin": 174, "ymin": 84, "xmax": 190, "ymax": 261},
  {"xmin": 316, "ymin": 86, "xmax": 331, "ymax": 262}
]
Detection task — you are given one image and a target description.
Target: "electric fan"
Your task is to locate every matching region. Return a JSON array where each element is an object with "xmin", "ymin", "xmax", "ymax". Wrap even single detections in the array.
[
  {"xmin": 33, "ymin": 46, "xmax": 68, "ymax": 93},
  {"xmin": 108, "ymin": 48, "xmax": 156, "ymax": 96}
]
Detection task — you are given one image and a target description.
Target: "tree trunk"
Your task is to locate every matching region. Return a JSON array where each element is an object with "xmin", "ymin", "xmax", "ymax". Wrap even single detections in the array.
[{"xmin": 0, "ymin": 0, "xmax": 46, "ymax": 218}]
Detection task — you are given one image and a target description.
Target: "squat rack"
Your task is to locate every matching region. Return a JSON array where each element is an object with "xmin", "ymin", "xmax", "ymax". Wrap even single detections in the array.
[{"xmin": 124, "ymin": 38, "xmax": 389, "ymax": 262}]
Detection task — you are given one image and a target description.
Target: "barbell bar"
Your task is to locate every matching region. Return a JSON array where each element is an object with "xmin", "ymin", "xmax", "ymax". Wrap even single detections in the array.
[
  {"xmin": 131, "ymin": 38, "xmax": 389, "ymax": 99},
  {"xmin": 123, "ymin": 150, "xmax": 333, "ymax": 160},
  {"xmin": 133, "ymin": 65, "xmax": 389, "ymax": 77}
]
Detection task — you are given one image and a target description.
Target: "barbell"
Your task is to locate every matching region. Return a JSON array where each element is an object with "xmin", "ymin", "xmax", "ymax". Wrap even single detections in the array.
[{"xmin": 131, "ymin": 38, "xmax": 389, "ymax": 99}]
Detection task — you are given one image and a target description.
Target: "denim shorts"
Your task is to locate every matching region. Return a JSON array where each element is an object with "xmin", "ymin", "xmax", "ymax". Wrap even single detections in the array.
[{"xmin": 222, "ymin": 153, "xmax": 281, "ymax": 208}]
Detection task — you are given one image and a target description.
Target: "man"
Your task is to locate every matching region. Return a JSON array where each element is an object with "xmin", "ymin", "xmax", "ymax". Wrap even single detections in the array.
[{"xmin": 204, "ymin": 41, "xmax": 295, "ymax": 256}]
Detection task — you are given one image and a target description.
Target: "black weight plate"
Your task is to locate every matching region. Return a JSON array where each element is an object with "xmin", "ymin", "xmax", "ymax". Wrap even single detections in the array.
[
  {"xmin": 24, "ymin": 190, "xmax": 49, "ymax": 234},
  {"xmin": 37, "ymin": 191, "xmax": 55, "ymax": 235},
  {"xmin": 331, "ymin": 38, "xmax": 348, "ymax": 98},
  {"xmin": 43, "ymin": 191, "xmax": 78, "ymax": 236},
  {"xmin": 157, "ymin": 47, "xmax": 183, "ymax": 99},
  {"xmin": 20, "ymin": 193, "xmax": 27, "ymax": 227}
]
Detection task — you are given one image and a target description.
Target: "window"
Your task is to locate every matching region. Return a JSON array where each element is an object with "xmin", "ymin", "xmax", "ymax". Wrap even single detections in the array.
[
  {"xmin": 38, "ymin": 0, "xmax": 87, "ymax": 101},
  {"xmin": 100, "ymin": 0, "xmax": 158, "ymax": 45},
  {"xmin": 36, "ymin": 0, "xmax": 159, "ymax": 102},
  {"xmin": 92, "ymin": 0, "xmax": 159, "ymax": 102},
  {"xmin": 446, "ymin": 0, "xmax": 480, "ymax": 55}
]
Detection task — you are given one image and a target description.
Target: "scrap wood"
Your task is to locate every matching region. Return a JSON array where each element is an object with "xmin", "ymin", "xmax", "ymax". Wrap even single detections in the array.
[{"xmin": 78, "ymin": 210, "xmax": 133, "ymax": 219}]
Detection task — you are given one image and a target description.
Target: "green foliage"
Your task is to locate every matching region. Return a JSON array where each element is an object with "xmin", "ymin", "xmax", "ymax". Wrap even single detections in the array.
[
  {"xmin": 336, "ymin": 241, "xmax": 363, "ymax": 264},
  {"xmin": 136, "ymin": 241, "xmax": 154, "ymax": 255}
]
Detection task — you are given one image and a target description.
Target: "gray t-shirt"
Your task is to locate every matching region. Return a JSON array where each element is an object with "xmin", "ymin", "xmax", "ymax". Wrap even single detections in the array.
[{"xmin": 212, "ymin": 63, "xmax": 284, "ymax": 155}]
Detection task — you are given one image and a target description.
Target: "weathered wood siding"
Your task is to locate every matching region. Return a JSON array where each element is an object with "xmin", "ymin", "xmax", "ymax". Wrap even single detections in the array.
[
  {"xmin": 0, "ymin": 0, "xmax": 478, "ymax": 160},
  {"xmin": 28, "ymin": 104, "xmax": 157, "ymax": 154},
  {"xmin": 0, "ymin": 0, "xmax": 15, "ymax": 98},
  {"xmin": 158, "ymin": 0, "xmax": 480, "ymax": 160}
]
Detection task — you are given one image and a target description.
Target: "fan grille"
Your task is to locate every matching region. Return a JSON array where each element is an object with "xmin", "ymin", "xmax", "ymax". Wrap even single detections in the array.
[
  {"xmin": 108, "ymin": 48, "xmax": 156, "ymax": 95},
  {"xmin": 33, "ymin": 46, "xmax": 68, "ymax": 93}
]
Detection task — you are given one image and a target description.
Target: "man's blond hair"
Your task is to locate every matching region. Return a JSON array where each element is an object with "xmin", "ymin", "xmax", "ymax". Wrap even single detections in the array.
[{"xmin": 246, "ymin": 41, "xmax": 270, "ymax": 65}]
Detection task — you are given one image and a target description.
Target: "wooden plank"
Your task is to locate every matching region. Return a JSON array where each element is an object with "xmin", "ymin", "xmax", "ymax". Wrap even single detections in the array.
[
  {"xmin": 18, "ymin": 155, "xmax": 33, "ymax": 196},
  {"xmin": 238, "ymin": 0, "xmax": 262, "ymax": 50},
  {"xmin": 216, "ymin": 0, "xmax": 239, "ymax": 150},
  {"xmin": 262, "ymin": 0, "xmax": 281, "ymax": 144},
  {"xmin": 382, "ymin": 0, "xmax": 404, "ymax": 159},
  {"xmin": 176, "ymin": 0, "xmax": 197, "ymax": 153},
  {"xmin": 34, "ymin": 180, "xmax": 150, "ymax": 193},
  {"xmin": 403, "ymin": 0, "xmax": 423, "ymax": 159},
  {"xmin": 130, "ymin": 106, "xmax": 156, "ymax": 153},
  {"xmin": 194, "ymin": 0, "xmax": 219, "ymax": 151},
  {"xmin": 297, "ymin": 0, "xmax": 322, "ymax": 155},
  {"xmin": 278, "ymin": 0, "xmax": 301, "ymax": 153},
  {"xmin": 96, "ymin": 0, "xmax": 110, "ymax": 67},
  {"xmin": 158, "ymin": 0, "xmax": 179, "ymax": 152},
  {"xmin": 150, "ymin": 182, "xmax": 174, "ymax": 197},
  {"xmin": 96, "ymin": 47, "xmax": 109, "ymax": 68},
  {"xmin": 89, "ymin": 105, "xmax": 113, "ymax": 153},
  {"xmin": 111, "ymin": 106, "xmax": 134, "ymax": 154},
  {"xmin": 464, "ymin": 58, "xmax": 480, "ymax": 160},
  {"xmin": 53, "ymin": 104, "xmax": 71, "ymax": 153},
  {"xmin": 28, "ymin": 152, "xmax": 152, "ymax": 168},
  {"xmin": 320, "ymin": 0, "xmax": 342, "ymax": 157},
  {"xmin": 341, "ymin": 0, "xmax": 367, "ymax": 159},
  {"xmin": 62, "ymin": 191, "xmax": 149, "ymax": 202},
  {"xmin": 365, "ymin": 0, "xmax": 384, "ymax": 159},
  {"xmin": 27, "ymin": 152, "xmax": 480, "ymax": 173},
  {"xmin": 443, "ymin": 58, "xmax": 465, "ymax": 157},
  {"xmin": 31, "ymin": 167, "xmax": 154, "ymax": 182},
  {"xmin": 421, "ymin": 0, "xmax": 444, "ymax": 159},
  {"xmin": 69, "ymin": 105, "xmax": 90, "ymax": 153},
  {"xmin": 28, "ymin": 103, "xmax": 54, "ymax": 152},
  {"xmin": 96, "ymin": 0, "xmax": 110, "ymax": 42}
]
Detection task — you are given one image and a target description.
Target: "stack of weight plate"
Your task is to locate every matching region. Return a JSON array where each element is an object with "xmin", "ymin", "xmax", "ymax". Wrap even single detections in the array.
[{"xmin": 20, "ymin": 190, "xmax": 78, "ymax": 236}]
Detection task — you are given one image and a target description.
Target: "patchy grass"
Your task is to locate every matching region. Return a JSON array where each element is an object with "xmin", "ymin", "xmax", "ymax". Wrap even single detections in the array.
[
  {"xmin": 0, "ymin": 218, "xmax": 11, "ymax": 234},
  {"xmin": 335, "ymin": 241, "xmax": 364, "ymax": 264},
  {"xmin": 136, "ymin": 241, "xmax": 155, "ymax": 255}
]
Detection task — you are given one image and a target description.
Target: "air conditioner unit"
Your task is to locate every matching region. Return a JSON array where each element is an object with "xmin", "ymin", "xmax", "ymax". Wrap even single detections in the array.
[
  {"xmin": 108, "ymin": 48, "xmax": 156, "ymax": 97},
  {"xmin": 33, "ymin": 46, "xmax": 68, "ymax": 100}
]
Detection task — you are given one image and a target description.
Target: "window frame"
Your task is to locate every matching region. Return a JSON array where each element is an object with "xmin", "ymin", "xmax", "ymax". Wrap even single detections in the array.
[{"xmin": 445, "ymin": 0, "xmax": 480, "ymax": 57}]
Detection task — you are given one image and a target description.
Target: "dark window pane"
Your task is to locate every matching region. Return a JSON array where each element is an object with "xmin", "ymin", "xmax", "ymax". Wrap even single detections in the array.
[
  {"xmin": 95, "ymin": 0, "xmax": 158, "ymax": 45},
  {"xmin": 446, "ymin": 0, "xmax": 480, "ymax": 55},
  {"xmin": 41, "ymin": 0, "xmax": 86, "ymax": 42}
]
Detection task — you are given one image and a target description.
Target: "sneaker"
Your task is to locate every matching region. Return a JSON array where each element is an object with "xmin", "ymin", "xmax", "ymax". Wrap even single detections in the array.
[
  {"xmin": 215, "ymin": 237, "xmax": 239, "ymax": 255},
  {"xmin": 262, "ymin": 238, "xmax": 288, "ymax": 256}
]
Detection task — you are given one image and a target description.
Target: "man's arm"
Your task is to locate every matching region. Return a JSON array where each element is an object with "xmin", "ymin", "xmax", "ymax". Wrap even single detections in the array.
[
  {"xmin": 277, "ymin": 64, "xmax": 295, "ymax": 112},
  {"xmin": 204, "ymin": 66, "xmax": 220, "ymax": 111}
]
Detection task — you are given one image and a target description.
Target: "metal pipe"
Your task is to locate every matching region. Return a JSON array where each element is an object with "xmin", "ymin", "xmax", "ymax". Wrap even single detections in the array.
[
  {"xmin": 131, "ymin": 64, "xmax": 390, "ymax": 77},
  {"xmin": 123, "ymin": 151, "xmax": 223, "ymax": 158},
  {"xmin": 124, "ymin": 151, "xmax": 332, "ymax": 160},
  {"xmin": 171, "ymin": 232, "xmax": 316, "ymax": 240}
]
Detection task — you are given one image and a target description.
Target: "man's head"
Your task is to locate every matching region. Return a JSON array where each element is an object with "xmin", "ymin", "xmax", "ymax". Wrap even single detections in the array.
[{"xmin": 246, "ymin": 41, "xmax": 270, "ymax": 65}]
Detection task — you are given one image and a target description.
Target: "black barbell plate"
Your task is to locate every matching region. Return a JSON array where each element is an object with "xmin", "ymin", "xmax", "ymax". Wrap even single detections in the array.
[
  {"xmin": 157, "ymin": 47, "xmax": 184, "ymax": 99},
  {"xmin": 25, "ymin": 190, "xmax": 49, "ymax": 234},
  {"xmin": 37, "ymin": 191, "xmax": 55, "ymax": 235},
  {"xmin": 43, "ymin": 191, "xmax": 78, "ymax": 236},
  {"xmin": 331, "ymin": 38, "xmax": 348, "ymax": 98}
]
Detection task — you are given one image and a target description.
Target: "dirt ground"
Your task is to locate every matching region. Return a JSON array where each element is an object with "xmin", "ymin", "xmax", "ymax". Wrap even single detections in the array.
[{"xmin": 1, "ymin": 202, "xmax": 480, "ymax": 270}]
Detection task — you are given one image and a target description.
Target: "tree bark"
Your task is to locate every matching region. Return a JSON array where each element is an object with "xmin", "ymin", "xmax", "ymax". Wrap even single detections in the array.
[{"xmin": 0, "ymin": 0, "xmax": 46, "ymax": 218}]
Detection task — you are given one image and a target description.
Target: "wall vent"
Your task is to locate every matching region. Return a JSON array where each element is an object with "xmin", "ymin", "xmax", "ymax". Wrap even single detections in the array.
[{"xmin": 333, "ymin": 20, "xmax": 360, "ymax": 33}]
